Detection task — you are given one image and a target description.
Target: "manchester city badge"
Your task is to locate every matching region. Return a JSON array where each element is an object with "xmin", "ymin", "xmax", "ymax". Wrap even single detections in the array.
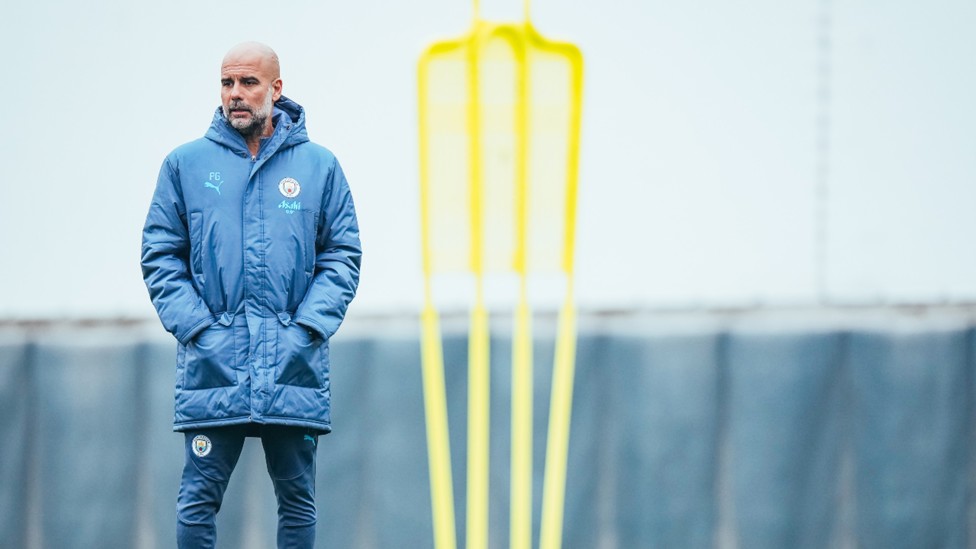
[
  {"xmin": 192, "ymin": 435, "xmax": 212, "ymax": 457},
  {"xmin": 279, "ymin": 177, "xmax": 301, "ymax": 198}
]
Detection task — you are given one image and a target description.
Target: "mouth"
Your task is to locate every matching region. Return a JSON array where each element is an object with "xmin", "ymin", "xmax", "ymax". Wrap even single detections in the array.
[{"xmin": 227, "ymin": 103, "xmax": 253, "ymax": 118}]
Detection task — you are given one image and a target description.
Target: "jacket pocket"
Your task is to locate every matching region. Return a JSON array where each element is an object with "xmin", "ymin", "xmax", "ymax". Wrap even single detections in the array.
[
  {"xmin": 183, "ymin": 316, "xmax": 237, "ymax": 390},
  {"xmin": 276, "ymin": 316, "xmax": 324, "ymax": 389}
]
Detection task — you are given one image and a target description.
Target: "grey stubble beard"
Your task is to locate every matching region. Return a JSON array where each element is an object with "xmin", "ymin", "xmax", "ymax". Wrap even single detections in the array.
[{"xmin": 224, "ymin": 86, "xmax": 274, "ymax": 139}]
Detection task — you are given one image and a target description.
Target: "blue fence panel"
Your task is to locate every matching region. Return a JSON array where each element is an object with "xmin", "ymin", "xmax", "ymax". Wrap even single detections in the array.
[
  {"xmin": 0, "ymin": 337, "xmax": 29, "ymax": 549},
  {"xmin": 849, "ymin": 328, "xmax": 972, "ymax": 549},
  {"xmin": 612, "ymin": 333, "xmax": 722, "ymax": 549},
  {"xmin": 561, "ymin": 333, "xmax": 609, "ymax": 549},
  {"xmin": 316, "ymin": 337, "xmax": 375, "ymax": 548},
  {"xmin": 356, "ymin": 337, "xmax": 431, "ymax": 548},
  {"xmin": 143, "ymin": 339, "xmax": 183, "ymax": 549},
  {"xmin": 727, "ymin": 330, "xmax": 845, "ymax": 548},
  {"xmin": 34, "ymin": 334, "xmax": 142, "ymax": 549}
]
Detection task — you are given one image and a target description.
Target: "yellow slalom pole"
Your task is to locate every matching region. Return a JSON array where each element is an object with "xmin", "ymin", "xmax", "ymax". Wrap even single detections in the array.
[
  {"xmin": 539, "ymin": 284, "xmax": 577, "ymax": 549},
  {"xmin": 467, "ymin": 288, "xmax": 490, "ymax": 549},
  {"xmin": 421, "ymin": 296, "xmax": 458, "ymax": 549},
  {"xmin": 540, "ymin": 39, "xmax": 582, "ymax": 547},
  {"xmin": 418, "ymin": 43, "xmax": 458, "ymax": 549},
  {"xmin": 510, "ymin": 19, "xmax": 533, "ymax": 549},
  {"xmin": 465, "ymin": 22, "xmax": 491, "ymax": 549},
  {"xmin": 510, "ymin": 282, "xmax": 533, "ymax": 549}
]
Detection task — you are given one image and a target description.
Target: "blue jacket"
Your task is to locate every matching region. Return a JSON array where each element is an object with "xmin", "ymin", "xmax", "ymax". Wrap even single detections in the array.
[{"xmin": 142, "ymin": 96, "xmax": 361, "ymax": 433}]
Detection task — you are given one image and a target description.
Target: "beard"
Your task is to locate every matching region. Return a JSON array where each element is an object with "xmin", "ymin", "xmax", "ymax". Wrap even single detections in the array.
[{"xmin": 223, "ymin": 88, "xmax": 274, "ymax": 138}]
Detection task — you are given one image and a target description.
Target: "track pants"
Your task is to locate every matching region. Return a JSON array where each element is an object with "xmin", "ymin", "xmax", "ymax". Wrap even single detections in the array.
[{"xmin": 177, "ymin": 425, "xmax": 319, "ymax": 549}]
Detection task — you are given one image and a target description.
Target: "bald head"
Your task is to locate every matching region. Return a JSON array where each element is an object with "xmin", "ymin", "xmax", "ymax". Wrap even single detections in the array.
[
  {"xmin": 219, "ymin": 42, "xmax": 284, "ymax": 149},
  {"xmin": 222, "ymin": 41, "xmax": 280, "ymax": 80}
]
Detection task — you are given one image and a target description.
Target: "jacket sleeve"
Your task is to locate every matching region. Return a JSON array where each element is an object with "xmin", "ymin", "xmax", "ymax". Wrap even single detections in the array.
[
  {"xmin": 141, "ymin": 157, "xmax": 215, "ymax": 344},
  {"xmin": 294, "ymin": 158, "xmax": 362, "ymax": 340}
]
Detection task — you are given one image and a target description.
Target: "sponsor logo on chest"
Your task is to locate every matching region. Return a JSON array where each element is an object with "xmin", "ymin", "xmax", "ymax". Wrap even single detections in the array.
[{"xmin": 278, "ymin": 200, "xmax": 302, "ymax": 214}]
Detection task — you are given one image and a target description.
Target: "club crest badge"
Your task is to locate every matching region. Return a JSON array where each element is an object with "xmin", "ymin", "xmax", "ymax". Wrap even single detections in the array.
[
  {"xmin": 279, "ymin": 178, "xmax": 301, "ymax": 198},
  {"xmin": 192, "ymin": 435, "xmax": 212, "ymax": 457}
]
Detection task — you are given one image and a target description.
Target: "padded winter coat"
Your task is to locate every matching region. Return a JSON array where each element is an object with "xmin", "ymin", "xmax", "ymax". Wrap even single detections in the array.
[{"xmin": 141, "ymin": 96, "xmax": 361, "ymax": 433}]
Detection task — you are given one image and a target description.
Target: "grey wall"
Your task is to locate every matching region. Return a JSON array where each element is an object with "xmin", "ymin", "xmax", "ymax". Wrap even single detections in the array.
[{"xmin": 1, "ymin": 311, "xmax": 974, "ymax": 548}]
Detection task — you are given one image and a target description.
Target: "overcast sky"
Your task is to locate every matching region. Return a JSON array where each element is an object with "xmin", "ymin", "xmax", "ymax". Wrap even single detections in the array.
[{"xmin": 1, "ymin": 0, "xmax": 974, "ymax": 320}]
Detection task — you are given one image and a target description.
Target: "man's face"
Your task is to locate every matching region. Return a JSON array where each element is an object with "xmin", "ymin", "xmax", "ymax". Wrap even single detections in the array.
[{"xmin": 220, "ymin": 54, "xmax": 282, "ymax": 138}]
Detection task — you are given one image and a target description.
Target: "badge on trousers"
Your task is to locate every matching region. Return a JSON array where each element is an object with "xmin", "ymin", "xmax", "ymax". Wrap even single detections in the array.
[{"xmin": 192, "ymin": 435, "xmax": 212, "ymax": 457}]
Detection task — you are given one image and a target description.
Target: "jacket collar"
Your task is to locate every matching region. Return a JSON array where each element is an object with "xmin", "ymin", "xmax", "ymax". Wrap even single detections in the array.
[{"xmin": 204, "ymin": 95, "xmax": 310, "ymax": 159}]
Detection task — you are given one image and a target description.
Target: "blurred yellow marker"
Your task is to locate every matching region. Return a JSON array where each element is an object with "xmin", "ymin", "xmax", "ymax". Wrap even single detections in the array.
[{"xmin": 418, "ymin": 1, "xmax": 582, "ymax": 548}]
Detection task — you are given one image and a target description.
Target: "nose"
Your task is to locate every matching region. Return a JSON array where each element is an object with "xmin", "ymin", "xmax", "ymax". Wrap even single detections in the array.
[{"xmin": 229, "ymin": 81, "xmax": 244, "ymax": 100}]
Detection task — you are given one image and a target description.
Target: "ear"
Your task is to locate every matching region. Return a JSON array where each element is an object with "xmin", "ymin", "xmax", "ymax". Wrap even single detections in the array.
[{"xmin": 272, "ymin": 78, "xmax": 283, "ymax": 101}]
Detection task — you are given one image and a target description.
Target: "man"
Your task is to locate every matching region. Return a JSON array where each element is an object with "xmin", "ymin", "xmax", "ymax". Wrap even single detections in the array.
[{"xmin": 141, "ymin": 42, "xmax": 361, "ymax": 549}]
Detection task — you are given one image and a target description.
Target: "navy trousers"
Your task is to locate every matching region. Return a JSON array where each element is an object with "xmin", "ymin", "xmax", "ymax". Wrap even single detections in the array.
[{"xmin": 177, "ymin": 425, "xmax": 319, "ymax": 549}]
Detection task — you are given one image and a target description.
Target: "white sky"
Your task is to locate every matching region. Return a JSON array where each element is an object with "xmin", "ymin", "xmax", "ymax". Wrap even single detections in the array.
[{"xmin": 1, "ymin": 0, "xmax": 974, "ymax": 319}]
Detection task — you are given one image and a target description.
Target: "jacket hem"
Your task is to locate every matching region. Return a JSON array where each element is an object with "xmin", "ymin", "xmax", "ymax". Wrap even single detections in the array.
[
  {"xmin": 259, "ymin": 416, "xmax": 332, "ymax": 435},
  {"xmin": 173, "ymin": 416, "xmax": 252, "ymax": 432},
  {"xmin": 174, "ymin": 416, "xmax": 332, "ymax": 435}
]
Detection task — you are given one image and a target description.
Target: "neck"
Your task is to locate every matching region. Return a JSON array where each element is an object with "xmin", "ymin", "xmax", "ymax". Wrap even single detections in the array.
[{"xmin": 243, "ymin": 119, "xmax": 274, "ymax": 157}]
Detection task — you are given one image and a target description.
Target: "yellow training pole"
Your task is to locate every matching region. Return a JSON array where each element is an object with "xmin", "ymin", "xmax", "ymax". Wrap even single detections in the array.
[
  {"xmin": 418, "ymin": 44, "xmax": 458, "ymax": 549},
  {"xmin": 510, "ymin": 282, "xmax": 533, "ymax": 549},
  {"xmin": 538, "ymin": 27, "xmax": 583, "ymax": 547},
  {"xmin": 510, "ymin": 18, "xmax": 533, "ymax": 549},
  {"xmin": 539, "ymin": 285, "xmax": 577, "ymax": 549},
  {"xmin": 420, "ymin": 298, "xmax": 458, "ymax": 549},
  {"xmin": 467, "ymin": 289, "xmax": 490, "ymax": 549},
  {"xmin": 465, "ymin": 22, "xmax": 491, "ymax": 549}
]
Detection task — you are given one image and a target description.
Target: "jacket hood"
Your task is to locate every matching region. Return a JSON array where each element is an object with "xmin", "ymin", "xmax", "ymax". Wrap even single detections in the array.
[{"xmin": 204, "ymin": 95, "xmax": 309, "ymax": 157}]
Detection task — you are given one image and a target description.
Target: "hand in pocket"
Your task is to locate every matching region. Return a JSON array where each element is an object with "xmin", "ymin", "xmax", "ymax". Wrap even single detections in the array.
[
  {"xmin": 184, "ymin": 323, "xmax": 237, "ymax": 389},
  {"xmin": 277, "ymin": 323, "xmax": 323, "ymax": 388}
]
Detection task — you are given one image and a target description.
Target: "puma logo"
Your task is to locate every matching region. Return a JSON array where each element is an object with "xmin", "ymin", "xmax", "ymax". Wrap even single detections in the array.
[{"xmin": 204, "ymin": 181, "xmax": 223, "ymax": 195}]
